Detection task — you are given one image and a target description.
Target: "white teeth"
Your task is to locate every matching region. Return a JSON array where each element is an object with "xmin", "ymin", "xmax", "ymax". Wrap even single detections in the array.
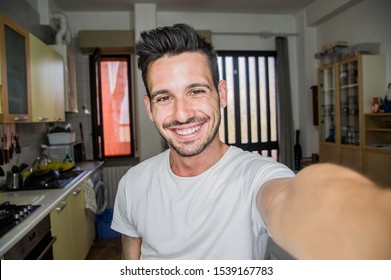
[{"xmin": 175, "ymin": 126, "xmax": 200, "ymax": 136}]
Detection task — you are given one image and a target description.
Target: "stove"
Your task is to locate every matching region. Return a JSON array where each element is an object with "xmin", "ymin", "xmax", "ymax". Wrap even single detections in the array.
[{"xmin": 0, "ymin": 201, "xmax": 41, "ymax": 238}]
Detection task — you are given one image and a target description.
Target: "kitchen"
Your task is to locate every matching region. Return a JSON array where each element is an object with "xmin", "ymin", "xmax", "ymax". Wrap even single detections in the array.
[{"xmin": 0, "ymin": 0, "xmax": 391, "ymax": 260}]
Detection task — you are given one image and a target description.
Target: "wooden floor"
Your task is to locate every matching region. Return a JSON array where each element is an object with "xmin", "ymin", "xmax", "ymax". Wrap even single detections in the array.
[{"xmin": 85, "ymin": 237, "xmax": 122, "ymax": 260}]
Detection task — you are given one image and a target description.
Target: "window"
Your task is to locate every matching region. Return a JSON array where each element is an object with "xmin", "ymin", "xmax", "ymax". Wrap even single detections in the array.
[
  {"xmin": 217, "ymin": 51, "xmax": 279, "ymax": 159},
  {"xmin": 90, "ymin": 51, "xmax": 135, "ymax": 160}
]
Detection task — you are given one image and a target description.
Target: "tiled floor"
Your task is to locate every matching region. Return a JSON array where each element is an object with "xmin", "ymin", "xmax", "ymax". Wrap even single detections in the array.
[{"xmin": 85, "ymin": 237, "xmax": 122, "ymax": 260}]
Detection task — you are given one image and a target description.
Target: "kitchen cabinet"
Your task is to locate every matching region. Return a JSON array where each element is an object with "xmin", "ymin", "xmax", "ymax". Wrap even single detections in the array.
[
  {"xmin": 318, "ymin": 55, "xmax": 386, "ymax": 173},
  {"xmin": 68, "ymin": 180, "xmax": 95, "ymax": 259},
  {"xmin": 50, "ymin": 198, "xmax": 73, "ymax": 259},
  {"xmin": 29, "ymin": 33, "xmax": 65, "ymax": 122},
  {"xmin": 0, "ymin": 14, "xmax": 32, "ymax": 123},
  {"xmin": 363, "ymin": 113, "xmax": 391, "ymax": 186},
  {"xmin": 51, "ymin": 44, "xmax": 78, "ymax": 113},
  {"xmin": 50, "ymin": 178, "xmax": 95, "ymax": 260}
]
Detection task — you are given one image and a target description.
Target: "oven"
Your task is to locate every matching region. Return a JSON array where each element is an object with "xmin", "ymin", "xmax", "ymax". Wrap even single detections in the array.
[{"xmin": 1, "ymin": 202, "xmax": 56, "ymax": 260}]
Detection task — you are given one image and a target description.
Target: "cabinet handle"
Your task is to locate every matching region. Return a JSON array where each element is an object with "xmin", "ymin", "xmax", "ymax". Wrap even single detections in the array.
[
  {"xmin": 72, "ymin": 187, "xmax": 82, "ymax": 196},
  {"xmin": 55, "ymin": 200, "xmax": 67, "ymax": 213},
  {"xmin": 13, "ymin": 116, "xmax": 29, "ymax": 121},
  {"xmin": 55, "ymin": 117, "xmax": 64, "ymax": 121},
  {"xmin": 38, "ymin": 116, "xmax": 49, "ymax": 121}
]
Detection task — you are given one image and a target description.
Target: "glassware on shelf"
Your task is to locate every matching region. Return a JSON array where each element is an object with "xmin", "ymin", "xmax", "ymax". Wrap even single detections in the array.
[{"xmin": 320, "ymin": 66, "xmax": 336, "ymax": 143}]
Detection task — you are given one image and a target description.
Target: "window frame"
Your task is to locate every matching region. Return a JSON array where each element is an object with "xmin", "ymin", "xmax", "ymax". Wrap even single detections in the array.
[
  {"xmin": 89, "ymin": 51, "xmax": 135, "ymax": 160},
  {"xmin": 217, "ymin": 50, "xmax": 279, "ymax": 158}
]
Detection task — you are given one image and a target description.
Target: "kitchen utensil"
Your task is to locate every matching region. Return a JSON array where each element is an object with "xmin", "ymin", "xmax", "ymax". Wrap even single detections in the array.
[
  {"xmin": 19, "ymin": 163, "xmax": 29, "ymax": 172},
  {"xmin": 6, "ymin": 171, "xmax": 23, "ymax": 190},
  {"xmin": 80, "ymin": 122, "xmax": 87, "ymax": 161},
  {"xmin": 11, "ymin": 165, "xmax": 19, "ymax": 173},
  {"xmin": 14, "ymin": 135, "xmax": 21, "ymax": 154},
  {"xmin": 23, "ymin": 169, "xmax": 60, "ymax": 189}
]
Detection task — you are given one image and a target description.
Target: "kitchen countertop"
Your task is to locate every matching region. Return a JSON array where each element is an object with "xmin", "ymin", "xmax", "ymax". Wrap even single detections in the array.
[{"xmin": 0, "ymin": 161, "xmax": 104, "ymax": 257}]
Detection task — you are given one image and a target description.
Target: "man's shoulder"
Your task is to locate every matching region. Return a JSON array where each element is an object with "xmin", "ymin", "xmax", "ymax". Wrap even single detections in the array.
[{"xmin": 126, "ymin": 150, "xmax": 169, "ymax": 175}]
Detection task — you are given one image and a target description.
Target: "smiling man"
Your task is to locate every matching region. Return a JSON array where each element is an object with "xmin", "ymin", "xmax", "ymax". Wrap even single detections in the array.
[{"xmin": 111, "ymin": 24, "xmax": 391, "ymax": 260}]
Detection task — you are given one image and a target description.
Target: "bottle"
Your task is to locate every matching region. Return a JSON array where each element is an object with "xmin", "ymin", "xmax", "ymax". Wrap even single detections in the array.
[
  {"xmin": 386, "ymin": 83, "xmax": 391, "ymax": 100},
  {"xmin": 372, "ymin": 97, "xmax": 379, "ymax": 113},
  {"xmin": 31, "ymin": 145, "xmax": 51, "ymax": 171},
  {"xmin": 63, "ymin": 154, "xmax": 73, "ymax": 164},
  {"xmin": 294, "ymin": 130, "xmax": 302, "ymax": 171}
]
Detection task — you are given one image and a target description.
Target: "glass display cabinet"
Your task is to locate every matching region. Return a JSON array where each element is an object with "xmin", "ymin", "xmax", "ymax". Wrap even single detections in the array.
[{"xmin": 317, "ymin": 55, "xmax": 386, "ymax": 173}]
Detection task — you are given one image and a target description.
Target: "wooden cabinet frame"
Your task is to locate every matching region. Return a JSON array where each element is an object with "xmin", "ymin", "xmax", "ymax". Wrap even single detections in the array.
[{"xmin": 0, "ymin": 14, "xmax": 32, "ymax": 123}]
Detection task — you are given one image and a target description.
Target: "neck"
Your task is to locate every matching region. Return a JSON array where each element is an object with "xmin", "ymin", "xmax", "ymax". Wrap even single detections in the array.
[{"xmin": 169, "ymin": 140, "xmax": 229, "ymax": 177}]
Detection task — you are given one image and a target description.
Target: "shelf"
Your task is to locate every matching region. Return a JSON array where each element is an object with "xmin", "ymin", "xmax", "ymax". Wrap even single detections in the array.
[
  {"xmin": 340, "ymin": 83, "xmax": 359, "ymax": 89},
  {"xmin": 366, "ymin": 128, "xmax": 391, "ymax": 132},
  {"xmin": 365, "ymin": 145, "xmax": 391, "ymax": 152},
  {"xmin": 365, "ymin": 113, "xmax": 391, "ymax": 117}
]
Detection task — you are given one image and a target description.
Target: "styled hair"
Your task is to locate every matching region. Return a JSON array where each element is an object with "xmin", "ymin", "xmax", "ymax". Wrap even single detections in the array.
[{"xmin": 136, "ymin": 23, "xmax": 219, "ymax": 97}]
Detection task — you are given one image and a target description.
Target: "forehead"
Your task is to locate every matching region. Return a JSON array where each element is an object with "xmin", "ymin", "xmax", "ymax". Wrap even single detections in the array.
[{"xmin": 147, "ymin": 52, "xmax": 211, "ymax": 86}]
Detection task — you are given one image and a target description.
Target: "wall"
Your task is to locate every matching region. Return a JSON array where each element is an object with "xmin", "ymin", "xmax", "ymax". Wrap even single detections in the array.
[{"xmin": 315, "ymin": 0, "xmax": 391, "ymax": 83}]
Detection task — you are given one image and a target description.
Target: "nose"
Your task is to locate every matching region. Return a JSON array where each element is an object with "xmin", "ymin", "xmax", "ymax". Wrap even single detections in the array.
[{"xmin": 173, "ymin": 97, "xmax": 194, "ymax": 123}]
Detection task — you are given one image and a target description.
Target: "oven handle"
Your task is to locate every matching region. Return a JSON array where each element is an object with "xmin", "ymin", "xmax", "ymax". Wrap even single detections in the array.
[{"xmin": 37, "ymin": 236, "xmax": 57, "ymax": 260}]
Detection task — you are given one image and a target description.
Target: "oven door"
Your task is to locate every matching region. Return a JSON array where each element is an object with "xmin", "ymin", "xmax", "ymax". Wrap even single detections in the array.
[
  {"xmin": 4, "ymin": 215, "xmax": 56, "ymax": 260},
  {"xmin": 25, "ymin": 232, "xmax": 57, "ymax": 260}
]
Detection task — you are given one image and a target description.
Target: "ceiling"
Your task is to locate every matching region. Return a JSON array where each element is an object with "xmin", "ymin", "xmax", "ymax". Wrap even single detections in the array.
[{"xmin": 53, "ymin": 0, "xmax": 317, "ymax": 15}]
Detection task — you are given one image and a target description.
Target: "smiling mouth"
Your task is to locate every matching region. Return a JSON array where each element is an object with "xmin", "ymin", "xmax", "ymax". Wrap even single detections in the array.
[{"xmin": 174, "ymin": 125, "xmax": 201, "ymax": 136}]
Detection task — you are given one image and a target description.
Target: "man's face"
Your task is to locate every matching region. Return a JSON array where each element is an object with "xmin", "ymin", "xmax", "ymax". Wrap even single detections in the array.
[{"xmin": 144, "ymin": 52, "xmax": 227, "ymax": 157}]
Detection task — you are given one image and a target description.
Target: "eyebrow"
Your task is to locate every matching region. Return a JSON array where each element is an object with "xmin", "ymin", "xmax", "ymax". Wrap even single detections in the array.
[
  {"xmin": 187, "ymin": 83, "xmax": 211, "ymax": 90},
  {"xmin": 151, "ymin": 83, "xmax": 212, "ymax": 99}
]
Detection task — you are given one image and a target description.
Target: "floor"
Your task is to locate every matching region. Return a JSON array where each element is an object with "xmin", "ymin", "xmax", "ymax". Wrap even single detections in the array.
[{"xmin": 85, "ymin": 237, "xmax": 122, "ymax": 260}]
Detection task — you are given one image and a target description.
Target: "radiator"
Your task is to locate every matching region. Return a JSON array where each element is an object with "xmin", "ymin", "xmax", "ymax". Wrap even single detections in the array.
[{"xmin": 101, "ymin": 165, "xmax": 130, "ymax": 208}]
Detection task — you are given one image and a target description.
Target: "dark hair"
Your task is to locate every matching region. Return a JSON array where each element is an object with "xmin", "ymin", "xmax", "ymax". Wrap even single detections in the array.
[{"xmin": 136, "ymin": 23, "xmax": 219, "ymax": 97}]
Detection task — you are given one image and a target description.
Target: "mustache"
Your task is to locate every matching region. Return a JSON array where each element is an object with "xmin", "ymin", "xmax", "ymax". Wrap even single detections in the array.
[{"xmin": 163, "ymin": 117, "xmax": 208, "ymax": 129}]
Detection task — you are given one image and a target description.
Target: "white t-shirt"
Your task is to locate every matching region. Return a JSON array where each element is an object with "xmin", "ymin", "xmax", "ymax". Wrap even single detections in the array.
[{"xmin": 111, "ymin": 146, "xmax": 294, "ymax": 259}]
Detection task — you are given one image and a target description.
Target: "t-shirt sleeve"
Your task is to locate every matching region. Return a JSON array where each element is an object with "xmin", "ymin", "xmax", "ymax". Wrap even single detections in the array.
[{"xmin": 111, "ymin": 174, "xmax": 140, "ymax": 237}]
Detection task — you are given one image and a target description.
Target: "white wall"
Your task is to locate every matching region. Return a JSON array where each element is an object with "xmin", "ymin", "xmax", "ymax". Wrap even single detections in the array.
[{"xmin": 314, "ymin": 0, "xmax": 391, "ymax": 83}]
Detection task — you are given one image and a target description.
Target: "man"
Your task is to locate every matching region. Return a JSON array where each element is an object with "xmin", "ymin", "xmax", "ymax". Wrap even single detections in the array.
[{"xmin": 111, "ymin": 23, "xmax": 391, "ymax": 260}]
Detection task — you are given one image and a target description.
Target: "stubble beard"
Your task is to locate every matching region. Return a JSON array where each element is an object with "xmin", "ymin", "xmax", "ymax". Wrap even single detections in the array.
[{"xmin": 157, "ymin": 114, "xmax": 221, "ymax": 158}]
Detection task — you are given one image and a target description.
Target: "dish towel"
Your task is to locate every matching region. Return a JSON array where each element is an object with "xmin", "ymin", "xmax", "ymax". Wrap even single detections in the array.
[{"xmin": 84, "ymin": 178, "xmax": 97, "ymax": 213}]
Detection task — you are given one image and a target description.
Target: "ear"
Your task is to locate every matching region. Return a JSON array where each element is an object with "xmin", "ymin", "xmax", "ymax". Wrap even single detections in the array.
[
  {"xmin": 217, "ymin": 80, "xmax": 228, "ymax": 109},
  {"xmin": 143, "ymin": 95, "xmax": 154, "ymax": 121}
]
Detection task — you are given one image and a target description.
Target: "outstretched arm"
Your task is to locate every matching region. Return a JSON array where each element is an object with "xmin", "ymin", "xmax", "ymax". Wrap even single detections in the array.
[
  {"xmin": 257, "ymin": 163, "xmax": 391, "ymax": 259},
  {"xmin": 122, "ymin": 235, "xmax": 142, "ymax": 259}
]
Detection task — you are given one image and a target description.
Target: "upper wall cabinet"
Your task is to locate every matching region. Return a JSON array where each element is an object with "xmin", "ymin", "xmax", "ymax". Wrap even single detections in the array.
[
  {"xmin": 0, "ymin": 14, "xmax": 32, "ymax": 123},
  {"xmin": 29, "ymin": 33, "xmax": 65, "ymax": 122},
  {"xmin": 51, "ymin": 44, "xmax": 78, "ymax": 113}
]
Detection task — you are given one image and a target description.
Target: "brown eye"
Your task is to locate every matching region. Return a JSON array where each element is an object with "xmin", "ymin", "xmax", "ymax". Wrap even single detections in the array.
[{"xmin": 155, "ymin": 95, "xmax": 172, "ymax": 104}]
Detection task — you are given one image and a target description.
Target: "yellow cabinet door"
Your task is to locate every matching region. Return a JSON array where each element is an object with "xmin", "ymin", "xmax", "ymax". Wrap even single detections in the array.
[
  {"xmin": 29, "ymin": 33, "xmax": 65, "ymax": 122},
  {"xmin": 50, "ymin": 198, "xmax": 73, "ymax": 260},
  {"xmin": 68, "ymin": 184, "xmax": 90, "ymax": 260}
]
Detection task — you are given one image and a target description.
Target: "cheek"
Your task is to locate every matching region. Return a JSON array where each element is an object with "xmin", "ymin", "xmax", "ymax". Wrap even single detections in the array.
[{"xmin": 151, "ymin": 105, "xmax": 172, "ymax": 125}]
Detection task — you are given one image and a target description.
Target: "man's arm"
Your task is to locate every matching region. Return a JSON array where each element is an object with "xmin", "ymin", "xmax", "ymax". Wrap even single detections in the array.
[
  {"xmin": 122, "ymin": 235, "xmax": 142, "ymax": 259},
  {"xmin": 257, "ymin": 163, "xmax": 391, "ymax": 259}
]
